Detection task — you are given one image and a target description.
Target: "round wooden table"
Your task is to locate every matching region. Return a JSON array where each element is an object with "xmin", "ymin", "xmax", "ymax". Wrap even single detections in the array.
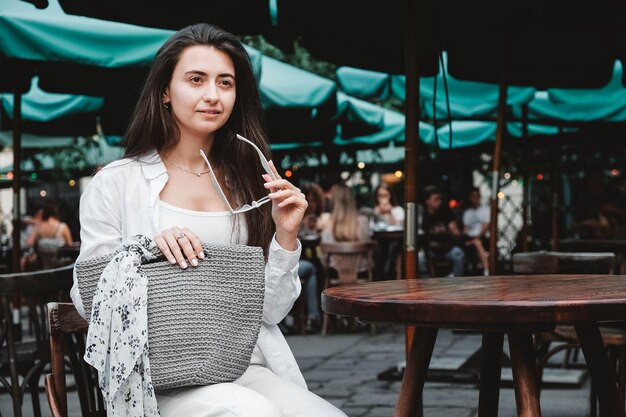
[{"xmin": 322, "ymin": 275, "xmax": 626, "ymax": 417}]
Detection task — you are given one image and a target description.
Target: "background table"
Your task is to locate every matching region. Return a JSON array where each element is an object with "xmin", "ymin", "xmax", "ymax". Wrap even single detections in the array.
[{"xmin": 322, "ymin": 275, "xmax": 626, "ymax": 417}]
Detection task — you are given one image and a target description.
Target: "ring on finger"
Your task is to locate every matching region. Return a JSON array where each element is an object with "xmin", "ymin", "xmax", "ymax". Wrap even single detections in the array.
[{"xmin": 176, "ymin": 232, "xmax": 186, "ymax": 241}]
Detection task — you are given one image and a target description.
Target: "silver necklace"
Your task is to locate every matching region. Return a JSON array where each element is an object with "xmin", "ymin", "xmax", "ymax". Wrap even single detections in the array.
[{"xmin": 163, "ymin": 156, "xmax": 211, "ymax": 177}]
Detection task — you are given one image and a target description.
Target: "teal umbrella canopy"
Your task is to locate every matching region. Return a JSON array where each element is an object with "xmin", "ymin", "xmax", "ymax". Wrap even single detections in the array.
[
  {"xmin": 335, "ymin": 58, "xmax": 536, "ymax": 120},
  {"xmin": 547, "ymin": 60, "xmax": 626, "ymax": 105},
  {"xmin": 334, "ymin": 93, "xmax": 434, "ymax": 147},
  {"xmin": 1, "ymin": 77, "xmax": 103, "ymax": 122},
  {"xmin": 260, "ymin": 55, "xmax": 337, "ymax": 145},
  {"xmin": 0, "ymin": 0, "xmax": 172, "ymax": 67},
  {"xmin": 514, "ymin": 91, "xmax": 626, "ymax": 123}
]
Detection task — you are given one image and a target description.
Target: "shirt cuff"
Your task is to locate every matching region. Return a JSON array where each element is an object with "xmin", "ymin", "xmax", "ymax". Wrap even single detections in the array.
[{"xmin": 269, "ymin": 233, "xmax": 302, "ymax": 270}]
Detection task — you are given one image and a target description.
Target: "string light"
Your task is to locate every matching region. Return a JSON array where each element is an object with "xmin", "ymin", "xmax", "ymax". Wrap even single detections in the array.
[
  {"xmin": 69, "ymin": 179, "xmax": 76, "ymax": 187},
  {"xmin": 394, "ymin": 170, "xmax": 403, "ymax": 178},
  {"xmin": 357, "ymin": 162, "xmax": 365, "ymax": 169}
]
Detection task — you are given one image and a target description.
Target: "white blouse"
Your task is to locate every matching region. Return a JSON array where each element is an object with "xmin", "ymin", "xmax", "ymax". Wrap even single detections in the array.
[{"xmin": 72, "ymin": 150, "xmax": 305, "ymax": 388}]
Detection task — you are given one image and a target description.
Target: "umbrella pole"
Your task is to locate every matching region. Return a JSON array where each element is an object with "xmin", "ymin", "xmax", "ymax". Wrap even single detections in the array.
[
  {"xmin": 11, "ymin": 93, "xmax": 22, "ymax": 273},
  {"xmin": 488, "ymin": 59, "xmax": 508, "ymax": 274},
  {"xmin": 404, "ymin": 0, "xmax": 420, "ymax": 380},
  {"xmin": 551, "ymin": 127, "xmax": 563, "ymax": 251},
  {"xmin": 521, "ymin": 105, "xmax": 530, "ymax": 252}
]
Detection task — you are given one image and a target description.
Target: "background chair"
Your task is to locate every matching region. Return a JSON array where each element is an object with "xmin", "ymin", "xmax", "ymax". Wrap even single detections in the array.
[
  {"xmin": 0, "ymin": 264, "xmax": 73, "ymax": 417},
  {"xmin": 46, "ymin": 302, "xmax": 104, "ymax": 417},
  {"xmin": 320, "ymin": 241, "xmax": 376, "ymax": 335},
  {"xmin": 512, "ymin": 251, "xmax": 623, "ymax": 416}
]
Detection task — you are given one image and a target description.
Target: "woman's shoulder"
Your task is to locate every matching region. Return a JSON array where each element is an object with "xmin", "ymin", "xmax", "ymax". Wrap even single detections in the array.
[{"xmin": 91, "ymin": 151, "xmax": 160, "ymax": 183}]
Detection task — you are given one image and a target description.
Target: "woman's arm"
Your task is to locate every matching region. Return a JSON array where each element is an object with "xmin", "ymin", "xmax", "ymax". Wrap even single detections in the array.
[
  {"xmin": 71, "ymin": 172, "xmax": 122, "ymax": 318},
  {"xmin": 62, "ymin": 223, "xmax": 73, "ymax": 245},
  {"xmin": 262, "ymin": 236, "xmax": 302, "ymax": 324},
  {"xmin": 260, "ymin": 160, "xmax": 308, "ymax": 323}
]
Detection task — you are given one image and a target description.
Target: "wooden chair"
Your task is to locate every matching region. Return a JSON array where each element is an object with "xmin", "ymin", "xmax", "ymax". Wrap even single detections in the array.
[
  {"xmin": 45, "ymin": 302, "xmax": 105, "ymax": 417},
  {"xmin": 512, "ymin": 251, "xmax": 623, "ymax": 416},
  {"xmin": 0, "ymin": 264, "xmax": 74, "ymax": 417},
  {"xmin": 320, "ymin": 241, "xmax": 376, "ymax": 335}
]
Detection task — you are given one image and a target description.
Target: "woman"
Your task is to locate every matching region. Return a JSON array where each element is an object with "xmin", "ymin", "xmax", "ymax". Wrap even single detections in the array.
[
  {"xmin": 26, "ymin": 204, "xmax": 73, "ymax": 269},
  {"xmin": 372, "ymin": 183, "xmax": 404, "ymax": 228},
  {"xmin": 72, "ymin": 24, "xmax": 345, "ymax": 417},
  {"xmin": 321, "ymin": 184, "xmax": 372, "ymax": 273}
]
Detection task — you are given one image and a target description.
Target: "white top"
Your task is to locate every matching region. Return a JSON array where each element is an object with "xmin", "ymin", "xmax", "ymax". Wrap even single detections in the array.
[
  {"xmin": 463, "ymin": 206, "xmax": 490, "ymax": 237},
  {"xmin": 158, "ymin": 200, "xmax": 264, "ymax": 366},
  {"xmin": 72, "ymin": 150, "xmax": 303, "ymax": 387},
  {"xmin": 158, "ymin": 200, "xmax": 246, "ymax": 245}
]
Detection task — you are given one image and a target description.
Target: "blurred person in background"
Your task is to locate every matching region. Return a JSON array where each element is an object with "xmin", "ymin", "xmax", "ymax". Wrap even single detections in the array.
[
  {"xmin": 26, "ymin": 204, "xmax": 73, "ymax": 269},
  {"xmin": 462, "ymin": 187, "xmax": 490, "ymax": 276},
  {"xmin": 372, "ymin": 183, "xmax": 405, "ymax": 229},
  {"xmin": 321, "ymin": 183, "xmax": 372, "ymax": 275},
  {"xmin": 419, "ymin": 185, "xmax": 465, "ymax": 277}
]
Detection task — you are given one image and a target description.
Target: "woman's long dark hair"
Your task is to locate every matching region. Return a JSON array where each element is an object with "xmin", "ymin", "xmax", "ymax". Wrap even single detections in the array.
[{"xmin": 124, "ymin": 23, "xmax": 273, "ymax": 254}]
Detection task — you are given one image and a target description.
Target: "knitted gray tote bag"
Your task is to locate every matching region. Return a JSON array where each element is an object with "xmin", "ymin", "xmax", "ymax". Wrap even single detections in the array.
[{"xmin": 74, "ymin": 243, "xmax": 265, "ymax": 390}]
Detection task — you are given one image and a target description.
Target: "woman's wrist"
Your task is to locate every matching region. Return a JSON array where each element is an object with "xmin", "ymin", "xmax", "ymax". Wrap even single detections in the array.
[{"xmin": 275, "ymin": 228, "xmax": 298, "ymax": 251}]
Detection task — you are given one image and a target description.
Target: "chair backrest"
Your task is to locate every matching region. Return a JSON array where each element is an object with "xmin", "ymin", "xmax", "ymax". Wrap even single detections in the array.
[
  {"xmin": 512, "ymin": 251, "xmax": 615, "ymax": 275},
  {"xmin": 46, "ymin": 302, "xmax": 104, "ymax": 417},
  {"xmin": 0, "ymin": 265, "xmax": 74, "ymax": 417},
  {"xmin": 321, "ymin": 241, "xmax": 377, "ymax": 284}
]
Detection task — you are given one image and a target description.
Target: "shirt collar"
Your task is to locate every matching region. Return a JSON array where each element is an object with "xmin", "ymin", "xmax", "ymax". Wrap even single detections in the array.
[{"xmin": 140, "ymin": 149, "xmax": 167, "ymax": 180}]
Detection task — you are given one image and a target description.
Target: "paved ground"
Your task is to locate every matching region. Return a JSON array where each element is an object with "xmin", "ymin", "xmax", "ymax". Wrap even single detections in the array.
[{"xmin": 0, "ymin": 325, "xmax": 593, "ymax": 417}]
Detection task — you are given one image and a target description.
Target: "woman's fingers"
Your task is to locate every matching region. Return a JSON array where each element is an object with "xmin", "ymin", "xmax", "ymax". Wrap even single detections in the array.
[
  {"xmin": 154, "ymin": 235, "xmax": 176, "ymax": 265},
  {"xmin": 155, "ymin": 227, "xmax": 204, "ymax": 269},
  {"xmin": 182, "ymin": 227, "xmax": 205, "ymax": 260},
  {"xmin": 268, "ymin": 160, "xmax": 281, "ymax": 180}
]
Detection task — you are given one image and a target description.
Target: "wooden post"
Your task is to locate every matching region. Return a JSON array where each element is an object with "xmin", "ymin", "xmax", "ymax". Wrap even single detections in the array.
[
  {"xmin": 488, "ymin": 58, "xmax": 508, "ymax": 274},
  {"xmin": 551, "ymin": 127, "xmax": 562, "ymax": 251},
  {"xmin": 404, "ymin": 0, "xmax": 420, "ymax": 364},
  {"xmin": 12, "ymin": 92, "xmax": 22, "ymax": 273}
]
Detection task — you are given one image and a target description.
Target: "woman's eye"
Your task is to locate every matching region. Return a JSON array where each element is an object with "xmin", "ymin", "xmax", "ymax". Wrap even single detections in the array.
[
  {"xmin": 220, "ymin": 79, "xmax": 234, "ymax": 87},
  {"xmin": 190, "ymin": 76, "xmax": 203, "ymax": 83}
]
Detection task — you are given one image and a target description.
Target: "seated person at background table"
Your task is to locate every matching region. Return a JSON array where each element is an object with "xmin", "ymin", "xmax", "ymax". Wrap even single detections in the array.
[
  {"xmin": 371, "ymin": 183, "xmax": 405, "ymax": 278},
  {"xmin": 296, "ymin": 182, "xmax": 326, "ymax": 333},
  {"xmin": 321, "ymin": 183, "xmax": 372, "ymax": 275},
  {"xmin": 372, "ymin": 183, "xmax": 405, "ymax": 229},
  {"xmin": 26, "ymin": 204, "xmax": 73, "ymax": 269},
  {"xmin": 300, "ymin": 181, "xmax": 325, "ymax": 237},
  {"xmin": 418, "ymin": 185, "xmax": 465, "ymax": 277},
  {"xmin": 463, "ymin": 187, "xmax": 490, "ymax": 276}
]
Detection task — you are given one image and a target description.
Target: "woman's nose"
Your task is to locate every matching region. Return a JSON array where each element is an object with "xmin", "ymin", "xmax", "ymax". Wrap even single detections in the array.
[{"xmin": 202, "ymin": 85, "xmax": 219, "ymax": 104}]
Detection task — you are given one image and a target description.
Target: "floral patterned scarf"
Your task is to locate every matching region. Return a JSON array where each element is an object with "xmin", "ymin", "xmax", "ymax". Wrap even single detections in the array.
[{"xmin": 84, "ymin": 235, "xmax": 160, "ymax": 417}]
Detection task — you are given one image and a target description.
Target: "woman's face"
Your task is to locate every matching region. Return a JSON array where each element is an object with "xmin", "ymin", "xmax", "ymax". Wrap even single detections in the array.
[
  {"xmin": 163, "ymin": 45, "xmax": 236, "ymax": 140},
  {"xmin": 376, "ymin": 188, "xmax": 390, "ymax": 203}
]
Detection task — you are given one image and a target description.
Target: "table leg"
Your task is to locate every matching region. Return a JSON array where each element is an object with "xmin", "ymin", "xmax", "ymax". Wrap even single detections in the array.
[
  {"xmin": 478, "ymin": 332, "xmax": 504, "ymax": 417},
  {"xmin": 395, "ymin": 327, "xmax": 438, "ymax": 417},
  {"xmin": 508, "ymin": 332, "xmax": 542, "ymax": 417},
  {"xmin": 575, "ymin": 323, "xmax": 626, "ymax": 417}
]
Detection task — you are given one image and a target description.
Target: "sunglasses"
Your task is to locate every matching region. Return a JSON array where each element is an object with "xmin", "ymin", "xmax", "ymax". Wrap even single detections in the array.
[{"xmin": 200, "ymin": 134, "xmax": 276, "ymax": 215}]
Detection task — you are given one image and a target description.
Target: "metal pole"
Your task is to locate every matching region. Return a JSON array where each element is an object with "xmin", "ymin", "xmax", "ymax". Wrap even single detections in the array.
[
  {"xmin": 488, "ymin": 57, "xmax": 508, "ymax": 275},
  {"xmin": 11, "ymin": 93, "xmax": 22, "ymax": 273}
]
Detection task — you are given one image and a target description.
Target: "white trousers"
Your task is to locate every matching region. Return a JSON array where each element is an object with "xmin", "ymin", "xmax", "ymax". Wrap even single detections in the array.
[{"xmin": 156, "ymin": 365, "xmax": 347, "ymax": 417}]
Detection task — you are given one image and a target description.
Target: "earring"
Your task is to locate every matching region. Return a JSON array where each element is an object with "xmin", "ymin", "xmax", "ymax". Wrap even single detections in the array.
[{"xmin": 163, "ymin": 102, "xmax": 170, "ymax": 109}]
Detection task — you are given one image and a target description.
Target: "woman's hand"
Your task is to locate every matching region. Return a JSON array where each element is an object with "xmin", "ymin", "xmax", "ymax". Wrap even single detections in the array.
[
  {"xmin": 154, "ymin": 226, "xmax": 205, "ymax": 269},
  {"xmin": 263, "ymin": 160, "xmax": 308, "ymax": 251}
]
